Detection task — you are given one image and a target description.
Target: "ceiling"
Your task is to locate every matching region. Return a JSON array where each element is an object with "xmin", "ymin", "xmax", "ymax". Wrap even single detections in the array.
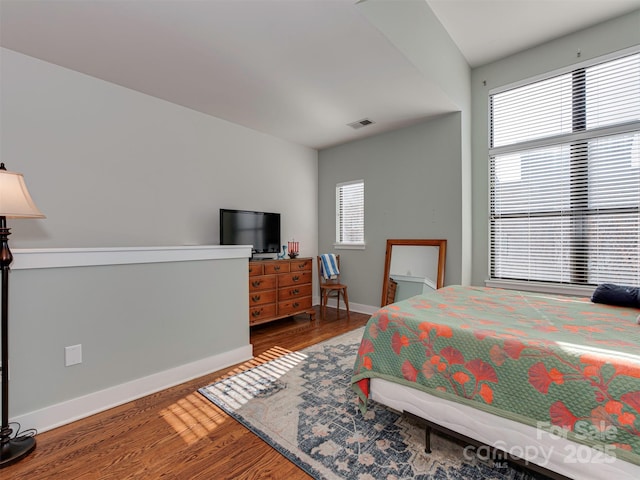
[{"xmin": 1, "ymin": 0, "xmax": 639, "ymax": 150}]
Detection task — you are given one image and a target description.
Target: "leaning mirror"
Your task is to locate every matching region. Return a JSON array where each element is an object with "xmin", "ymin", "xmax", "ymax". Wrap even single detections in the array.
[{"xmin": 381, "ymin": 239, "xmax": 447, "ymax": 307}]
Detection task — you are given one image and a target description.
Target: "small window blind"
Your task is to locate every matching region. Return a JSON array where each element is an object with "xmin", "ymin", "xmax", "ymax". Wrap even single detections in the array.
[
  {"xmin": 336, "ymin": 180, "xmax": 364, "ymax": 244},
  {"xmin": 489, "ymin": 51, "xmax": 640, "ymax": 287}
]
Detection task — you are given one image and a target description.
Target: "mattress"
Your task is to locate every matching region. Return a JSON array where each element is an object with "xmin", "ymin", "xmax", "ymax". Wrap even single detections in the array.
[{"xmin": 371, "ymin": 377, "xmax": 640, "ymax": 480}]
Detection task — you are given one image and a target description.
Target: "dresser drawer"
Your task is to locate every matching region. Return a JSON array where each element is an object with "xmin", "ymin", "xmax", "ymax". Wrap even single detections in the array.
[
  {"xmin": 249, "ymin": 304, "xmax": 276, "ymax": 324},
  {"xmin": 290, "ymin": 259, "xmax": 312, "ymax": 272},
  {"xmin": 264, "ymin": 262, "xmax": 290, "ymax": 275},
  {"xmin": 249, "ymin": 290, "xmax": 276, "ymax": 307},
  {"xmin": 278, "ymin": 271, "xmax": 312, "ymax": 287},
  {"xmin": 278, "ymin": 296, "xmax": 312, "ymax": 316},
  {"xmin": 249, "ymin": 275, "xmax": 277, "ymax": 292},
  {"xmin": 278, "ymin": 283, "xmax": 312, "ymax": 300},
  {"xmin": 248, "ymin": 262, "xmax": 263, "ymax": 277}
]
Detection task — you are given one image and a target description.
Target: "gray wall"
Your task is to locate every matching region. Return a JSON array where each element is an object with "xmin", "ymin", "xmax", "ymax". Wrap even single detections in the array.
[
  {"xmin": 318, "ymin": 113, "xmax": 463, "ymax": 308},
  {"xmin": 470, "ymin": 10, "xmax": 640, "ymax": 286},
  {"xmin": 358, "ymin": 0, "xmax": 472, "ymax": 285},
  {"xmin": 0, "ymin": 48, "xmax": 318, "ymax": 424},
  {"xmin": 1, "ymin": 48, "xmax": 318, "ymax": 252},
  {"xmin": 317, "ymin": 8, "xmax": 639, "ymax": 301},
  {"xmin": 318, "ymin": 0, "xmax": 471, "ymax": 308},
  {"xmin": 11, "ymin": 258, "xmax": 247, "ymax": 417}
]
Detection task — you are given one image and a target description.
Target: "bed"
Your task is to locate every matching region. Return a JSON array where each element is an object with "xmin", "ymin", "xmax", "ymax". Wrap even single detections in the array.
[{"xmin": 351, "ymin": 286, "xmax": 640, "ymax": 480}]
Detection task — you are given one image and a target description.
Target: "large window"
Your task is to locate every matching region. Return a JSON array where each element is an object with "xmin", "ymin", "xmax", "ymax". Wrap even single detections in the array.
[
  {"xmin": 336, "ymin": 180, "xmax": 364, "ymax": 246},
  {"xmin": 489, "ymin": 51, "xmax": 640, "ymax": 287}
]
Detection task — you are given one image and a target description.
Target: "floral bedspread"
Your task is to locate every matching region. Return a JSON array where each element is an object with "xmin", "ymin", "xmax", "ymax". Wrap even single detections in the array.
[{"xmin": 351, "ymin": 286, "xmax": 640, "ymax": 465}]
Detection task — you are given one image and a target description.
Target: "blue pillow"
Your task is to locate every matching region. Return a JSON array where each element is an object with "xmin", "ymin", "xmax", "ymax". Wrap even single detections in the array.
[{"xmin": 591, "ymin": 283, "xmax": 640, "ymax": 308}]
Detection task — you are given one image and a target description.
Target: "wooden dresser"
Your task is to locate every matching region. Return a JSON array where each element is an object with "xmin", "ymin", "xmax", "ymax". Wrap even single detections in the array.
[{"xmin": 248, "ymin": 257, "xmax": 315, "ymax": 326}]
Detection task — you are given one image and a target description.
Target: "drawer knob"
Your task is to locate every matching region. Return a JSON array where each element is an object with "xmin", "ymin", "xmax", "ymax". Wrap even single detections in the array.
[
  {"xmin": 251, "ymin": 309, "xmax": 262, "ymax": 317},
  {"xmin": 293, "ymin": 302, "xmax": 299, "ymax": 308},
  {"xmin": 252, "ymin": 280, "xmax": 261, "ymax": 288},
  {"xmin": 274, "ymin": 265, "xmax": 280, "ymax": 271},
  {"xmin": 292, "ymin": 275, "xmax": 300, "ymax": 282},
  {"xmin": 252, "ymin": 295, "xmax": 261, "ymax": 302},
  {"xmin": 292, "ymin": 288, "xmax": 299, "ymax": 295}
]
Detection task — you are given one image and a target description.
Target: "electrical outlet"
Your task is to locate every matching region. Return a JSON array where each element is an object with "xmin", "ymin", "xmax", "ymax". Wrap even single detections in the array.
[{"xmin": 65, "ymin": 344, "xmax": 82, "ymax": 366}]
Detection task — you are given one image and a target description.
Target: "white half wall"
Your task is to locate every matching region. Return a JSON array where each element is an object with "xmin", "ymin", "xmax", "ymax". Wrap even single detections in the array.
[{"xmin": 9, "ymin": 247, "xmax": 252, "ymax": 432}]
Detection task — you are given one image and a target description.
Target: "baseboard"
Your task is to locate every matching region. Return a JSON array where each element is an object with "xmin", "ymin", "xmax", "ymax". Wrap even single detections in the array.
[
  {"xmin": 347, "ymin": 302, "xmax": 379, "ymax": 316},
  {"xmin": 13, "ymin": 344, "xmax": 253, "ymax": 434},
  {"xmin": 312, "ymin": 295, "xmax": 379, "ymax": 317}
]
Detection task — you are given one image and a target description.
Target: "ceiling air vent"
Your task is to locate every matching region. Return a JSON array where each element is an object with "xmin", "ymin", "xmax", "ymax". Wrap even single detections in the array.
[{"xmin": 347, "ymin": 118, "xmax": 375, "ymax": 130}]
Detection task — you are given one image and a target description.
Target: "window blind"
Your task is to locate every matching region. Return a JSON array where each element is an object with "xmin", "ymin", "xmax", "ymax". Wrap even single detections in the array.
[
  {"xmin": 490, "ymin": 52, "xmax": 640, "ymax": 287},
  {"xmin": 336, "ymin": 180, "xmax": 364, "ymax": 244}
]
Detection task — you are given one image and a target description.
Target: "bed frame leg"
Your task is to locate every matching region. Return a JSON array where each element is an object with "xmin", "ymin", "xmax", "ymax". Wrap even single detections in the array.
[
  {"xmin": 405, "ymin": 411, "xmax": 432, "ymax": 454},
  {"xmin": 424, "ymin": 424, "xmax": 432, "ymax": 454}
]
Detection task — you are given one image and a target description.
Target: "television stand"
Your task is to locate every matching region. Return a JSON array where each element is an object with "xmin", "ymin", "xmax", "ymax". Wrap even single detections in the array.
[{"xmin": 248, "ymin": 257, "xmax": 315, "ymax": 326}]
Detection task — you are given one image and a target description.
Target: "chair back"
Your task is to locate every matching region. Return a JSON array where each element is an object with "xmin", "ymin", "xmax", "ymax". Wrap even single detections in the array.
[{"xmin": 317, "ymin": 254, "xmax": 341, "ymax": 286}]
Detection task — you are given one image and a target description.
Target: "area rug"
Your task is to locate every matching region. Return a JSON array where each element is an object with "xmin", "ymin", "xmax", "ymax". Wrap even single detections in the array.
[{"xmin": 199, "ymin": 328, "xmax": 546, "ymax": 479}]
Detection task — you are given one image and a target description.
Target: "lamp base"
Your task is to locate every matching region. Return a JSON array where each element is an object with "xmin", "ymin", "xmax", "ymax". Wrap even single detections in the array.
[{"xmin": 0, "ymin": 436, "xmax": 36, "ymax": 469}]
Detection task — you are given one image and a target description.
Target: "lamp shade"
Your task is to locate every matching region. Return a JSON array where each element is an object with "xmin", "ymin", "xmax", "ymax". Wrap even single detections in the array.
[{"xmin": 0, "ymin": 164, "xmax": 45, "ymax": 219}]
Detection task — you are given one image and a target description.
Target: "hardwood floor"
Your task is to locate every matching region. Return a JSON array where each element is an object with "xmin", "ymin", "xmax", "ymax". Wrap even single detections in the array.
[{"xmin": 4, "ymin": 306, "xmax": 370, "ymax": 479}]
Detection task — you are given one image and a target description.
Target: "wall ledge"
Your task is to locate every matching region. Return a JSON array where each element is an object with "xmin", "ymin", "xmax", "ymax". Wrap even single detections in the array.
[{"xmin": 12, "ymin": 245, "xmax": 252, "ymax": 270}]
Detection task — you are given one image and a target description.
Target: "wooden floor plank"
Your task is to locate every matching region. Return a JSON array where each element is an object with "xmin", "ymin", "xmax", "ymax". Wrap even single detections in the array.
[{"xmin": 3, "ymin": 306, "xmax": 370, "ymax": 479}]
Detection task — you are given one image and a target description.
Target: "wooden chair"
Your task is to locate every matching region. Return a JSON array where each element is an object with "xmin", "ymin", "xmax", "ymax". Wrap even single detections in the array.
[{"xmin": 317, "ymin": 255, "xmax": 350, "ymax": 320}]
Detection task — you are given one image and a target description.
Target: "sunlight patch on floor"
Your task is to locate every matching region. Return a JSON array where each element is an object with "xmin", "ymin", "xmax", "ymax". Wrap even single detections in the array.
[
  {"xmin": 203, "ymin": 350, "xmax": 307, "ymax": 411},
  {"xmin": 159, "ymin": 345, "xmax": 302, "ymax": 445},
  {"xmin": 160, "ymin": 393, "xmax": 227, "ymax": 445}
]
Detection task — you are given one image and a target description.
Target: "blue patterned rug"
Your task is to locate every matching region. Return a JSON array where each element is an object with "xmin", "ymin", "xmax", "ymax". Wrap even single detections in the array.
[{"xmin": 199, "ymin": 328, "xmax": 547, "ymax": 479}]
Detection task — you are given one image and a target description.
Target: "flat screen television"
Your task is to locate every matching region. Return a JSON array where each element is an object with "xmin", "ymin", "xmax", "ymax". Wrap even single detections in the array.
[{"xmin": 220, "ymin": 209, "xmax": 281, "ymax": 254}]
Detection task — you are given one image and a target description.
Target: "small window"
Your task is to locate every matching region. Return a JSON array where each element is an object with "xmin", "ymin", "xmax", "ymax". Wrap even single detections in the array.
[{"xmin": 336, "ymin": 180, "xmax": 364, "ymax": 247}]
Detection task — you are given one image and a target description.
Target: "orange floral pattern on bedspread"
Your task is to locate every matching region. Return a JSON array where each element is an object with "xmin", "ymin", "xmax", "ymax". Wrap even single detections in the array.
[{"xmin": 351, "ymin": 286, "xmax": 640, "ymax": 465}]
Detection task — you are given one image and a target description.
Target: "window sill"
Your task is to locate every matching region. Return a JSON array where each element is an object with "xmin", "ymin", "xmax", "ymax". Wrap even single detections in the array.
[
  {"xmin": 333, "ymin": 243, "xmax": 366, "ymax": 250},
  {"xmin": 485, "ymin": 279, "xmax": 596, "ymax": 298}
]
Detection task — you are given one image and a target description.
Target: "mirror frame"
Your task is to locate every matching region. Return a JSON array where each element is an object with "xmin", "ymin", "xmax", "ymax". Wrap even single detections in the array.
[{"xmin": 381, "ymin": 239, "xmax": 447, "ymax": 307}]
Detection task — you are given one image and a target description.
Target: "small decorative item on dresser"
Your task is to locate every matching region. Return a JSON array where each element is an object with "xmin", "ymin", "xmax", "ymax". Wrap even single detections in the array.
[{"xmin": 288, "ymin": 241, "xmax": 299, "ymax": 258}]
